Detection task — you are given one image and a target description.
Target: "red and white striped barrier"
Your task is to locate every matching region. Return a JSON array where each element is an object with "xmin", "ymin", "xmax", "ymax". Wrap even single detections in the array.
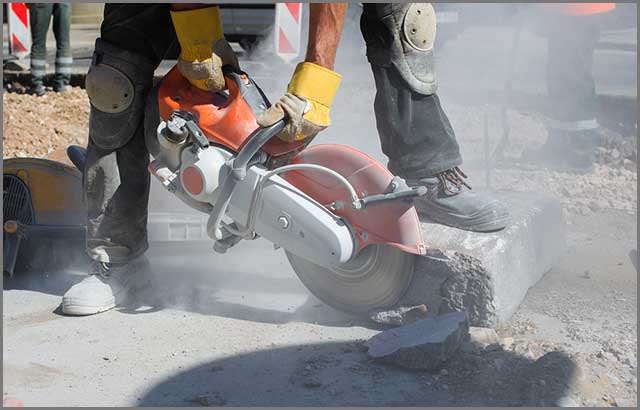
[
  {"xmin": 7, "ymin": 2, "xmax": 31, "ymax": 58},
  {"xmin": 274, "ymin": 3, "xmax": 302, "ymax": 63}
]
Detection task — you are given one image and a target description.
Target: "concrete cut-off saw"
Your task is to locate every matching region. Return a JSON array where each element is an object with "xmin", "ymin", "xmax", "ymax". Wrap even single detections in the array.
[{"xmin": 75, "ymin": 66, "xmax": 428, "ymax": 314}]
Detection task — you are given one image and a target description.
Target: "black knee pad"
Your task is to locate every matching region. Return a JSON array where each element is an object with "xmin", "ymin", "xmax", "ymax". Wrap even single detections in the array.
[
  {"xmin": 86, "ymin": 39, "xmax": 156, "ymax": 150},
  {"xmin": 363, "ymin": 3, "xmax": 438, "ymax": 95}
]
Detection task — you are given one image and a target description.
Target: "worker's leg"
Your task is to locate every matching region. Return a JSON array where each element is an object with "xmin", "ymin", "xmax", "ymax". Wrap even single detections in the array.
[
  {"xmin": 546, "ymin": 15, "xmax": 601, "ymax": 169},
  {"xmin": 63, "ymin": 4, "xmax": 177, "ymax": 315},
  {"xmin": 29, "ymin": 3, "xmax": 53, "ymax": 96},
  {"xmin": 360, "ymin": 3, "xmax": 509, "ymax": 232},
  {"xmin": 51, "ymin": 3, "xmax": 73, "ymax": 91},
  {"xmin": 370, "ymin": 64, "xmax": 462, "ymax": 178}
]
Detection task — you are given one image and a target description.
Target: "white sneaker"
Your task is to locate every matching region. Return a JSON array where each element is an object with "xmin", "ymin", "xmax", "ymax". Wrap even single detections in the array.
[{"xmin": 62, "ymin": 256, "xmax": 150, "ymax": 316}]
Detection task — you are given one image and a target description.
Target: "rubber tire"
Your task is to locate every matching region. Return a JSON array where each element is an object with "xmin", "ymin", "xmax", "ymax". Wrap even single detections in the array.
[{"xmin": 286, "ymin": 244, "xmax": 415, "ymax": 315}]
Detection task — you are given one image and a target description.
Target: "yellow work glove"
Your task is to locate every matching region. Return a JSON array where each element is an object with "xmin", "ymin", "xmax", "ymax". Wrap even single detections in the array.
[
  {"xmin": 170, "ymin": 6, "xmax": 239, "ymax": 92},
  {"xmin": 257, "ymin": 62, "xmax": 342, "ymax": 142}
]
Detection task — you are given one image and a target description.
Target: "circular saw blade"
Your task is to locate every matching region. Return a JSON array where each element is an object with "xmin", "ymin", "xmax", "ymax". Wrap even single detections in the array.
[{"xmin": 286, "ymin": 244, "xmax": 415, "ymax": 314}]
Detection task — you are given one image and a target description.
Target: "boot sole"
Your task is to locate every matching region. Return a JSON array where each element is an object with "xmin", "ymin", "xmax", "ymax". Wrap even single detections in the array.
[
  {"xmin": 62, "ymin": 298, "xmax": 116, "ymax": 316},
  {"xmin": 416, "ymin": 205, "xmax": 511, "ymax": 233}
]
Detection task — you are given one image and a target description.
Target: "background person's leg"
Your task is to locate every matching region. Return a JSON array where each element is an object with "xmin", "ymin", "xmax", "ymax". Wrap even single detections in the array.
[
  {"xmin": 51, "ymin": 3, "xmax": 73, "ymax": 91},
  {"xmin": 28, "ymin": 3, "xmax": 53, "ymax": 95},
  {"xmin": 545, "ymin": 15, "xmax": 601, "ymax": 169}
]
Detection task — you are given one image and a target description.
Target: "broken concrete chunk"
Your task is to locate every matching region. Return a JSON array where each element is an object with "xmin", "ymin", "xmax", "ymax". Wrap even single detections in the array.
[
  {"xmin": 368, "ymin": 304, "xmax": 428, "ymax": 326},
  {"xmin": 468, "ymin": 326, "xmax": 500, "ymax": 347},
  {"xmin": 399, "ymin": 192, "xmax": 565, "ymax": 327},
  {"xmin": 461, "ymin": 326, "xmax": 501, "ymax": 352},
  {"xmin": 365, "ymin": 311, "xmax": 469, "ymax": 370}
]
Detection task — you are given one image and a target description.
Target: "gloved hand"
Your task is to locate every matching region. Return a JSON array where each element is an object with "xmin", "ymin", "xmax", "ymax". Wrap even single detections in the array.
[
  {"xmin": 257, "ymin": 62, "xmax": 342, "ymax": 142},
  {"xmin": 170, "ymin": 6, "xmax": 239, "ymax": 92}
]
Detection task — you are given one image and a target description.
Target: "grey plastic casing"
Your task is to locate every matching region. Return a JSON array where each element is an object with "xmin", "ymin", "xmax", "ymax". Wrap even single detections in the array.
[{"xmin": 179, "ymin": 146, "xmax": 356, "ymax": 268}]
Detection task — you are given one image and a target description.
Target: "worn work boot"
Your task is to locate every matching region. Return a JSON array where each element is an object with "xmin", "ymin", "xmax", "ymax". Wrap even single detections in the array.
[
  {"xmin": 29, "ymin": 82, "xmax": 46, "ymax": 97},
  {"xmin": 53, "ymin": 82, "xmax": 69, "ymax": 93},
  {"xmin": 62, "ymin": 256, "xmax": 151, "ymax": 316},
  {"xmin": 409, "ymin": 167, "xmax": 510, "ymax": 233}
]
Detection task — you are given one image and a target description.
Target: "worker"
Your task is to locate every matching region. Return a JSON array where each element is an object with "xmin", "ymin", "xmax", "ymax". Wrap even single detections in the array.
[
  {"xmin": 27, "ymin": 3, "xmax": 73, "ymax": 96},
  {"xmin": 526, "ymin": 3, "xmax": 616, "ymax": 170},
  {"xmin": 62, "ymin": 3, "xmax": 509, "ymax": 316}
]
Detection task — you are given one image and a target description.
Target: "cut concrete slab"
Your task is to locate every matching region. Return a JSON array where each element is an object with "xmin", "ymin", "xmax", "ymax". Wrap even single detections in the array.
[
  {"xmin": 366, "ymin": 311, "xmax": 469, "ymax": 370},
  {"xmin": 399, "ymin": 192, "xmax": 565, "ymax": 328}
]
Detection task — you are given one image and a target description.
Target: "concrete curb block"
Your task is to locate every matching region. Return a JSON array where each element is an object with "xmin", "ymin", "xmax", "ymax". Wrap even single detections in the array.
[{"xmin": 399, "ymin": 191, "xmax": 565, "ymax": 327}]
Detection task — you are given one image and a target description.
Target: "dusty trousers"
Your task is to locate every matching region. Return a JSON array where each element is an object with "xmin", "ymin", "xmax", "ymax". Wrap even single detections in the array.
[
  {"xmin": 84, "ymin": 4, "xmax": 177, "ymax": 263},
  {"xmin": 360, "ymin": 3, "xmax": 463, "ymax": 179},
  {"xmin": 545, "ymin": 15, "xmax": 600, "ymax": 129}
]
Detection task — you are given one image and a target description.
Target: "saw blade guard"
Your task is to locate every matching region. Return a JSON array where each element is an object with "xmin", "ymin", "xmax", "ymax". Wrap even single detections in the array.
[{"xmin": 282, "ymin": 144, "xmax": 426, "ymax": 256}]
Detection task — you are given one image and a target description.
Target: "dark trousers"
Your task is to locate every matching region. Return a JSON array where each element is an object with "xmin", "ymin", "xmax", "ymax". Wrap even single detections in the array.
[
  {"xmin": 360, "ymin": 3, "xmax": 462, "ymax": 178},
  {"xmin": 86, "ymin": 3, "xmax": 462, "ymax": 263},
  {"xmin": 546, "ymin": 15, "xmax": 600, "ymax": 127},
  {"xmin": 29, "ymin": 3, "xmax": 72, "ymax": 86},
  {"xmin": 85, "ymin": 4, "xmax": 175, "ymax": 263}
]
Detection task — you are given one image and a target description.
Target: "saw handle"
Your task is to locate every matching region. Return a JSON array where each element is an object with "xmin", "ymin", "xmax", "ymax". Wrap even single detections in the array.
[
  {"xmin": 207, "ymin": 118, "xmax": 286, "ymax": 241},
  {"xmin": 222, "ymin": 65, "xmax": 272, "ymax": 117},
  {"xmin": 357, "ymin": 186, "xmax": 427, "ymax": 209}
]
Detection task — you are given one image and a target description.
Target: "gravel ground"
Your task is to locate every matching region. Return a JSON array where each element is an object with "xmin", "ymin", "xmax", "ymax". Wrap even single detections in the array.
[
  {"xmin": 2, "ymin": 86, "xmax": 636, "ymax": 407},
  {"xmin": 443, "ymin": 104, "xmax": 638, "ymax": 217},
  {"xmin": 2, "ymin": 88, "xmax": 89, "ymax": 160}
]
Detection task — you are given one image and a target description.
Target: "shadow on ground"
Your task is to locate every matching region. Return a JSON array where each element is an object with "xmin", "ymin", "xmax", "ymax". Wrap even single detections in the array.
[{"xmin": 139, "ymin": 340, "xmax": 579, "ymax": 407}]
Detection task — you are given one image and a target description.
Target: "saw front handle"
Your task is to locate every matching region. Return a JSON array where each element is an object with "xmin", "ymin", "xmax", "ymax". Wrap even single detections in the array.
[{"xmin": 206, "ymin": 118, "xmax": 287, "ymax": 240}]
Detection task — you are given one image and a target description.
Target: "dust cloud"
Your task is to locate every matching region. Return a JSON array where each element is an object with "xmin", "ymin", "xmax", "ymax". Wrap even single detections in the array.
[{"xmin": 139, "ymin": 3, "xmax": 636, "ymax": 319}]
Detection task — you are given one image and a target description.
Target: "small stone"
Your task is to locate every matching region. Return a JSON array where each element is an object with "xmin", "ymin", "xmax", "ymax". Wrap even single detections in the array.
[
  {"xmin": 588, "ymin": 200, "xmax": 604, "ymax": 212},
  {"xmin": 611, "ymin": 148, "xmax": 620, "ymax": 159},
  {"xmin": 303, "ymin": 379, "xmax": 322, "ymax": 388},
  {"xmin": 579, "ymin": 206, "xmax": 591, "ymax": 216},
  {"xmin": 369, "ymin": 304, "xmax": 428, "ymax": 326},
  {"xmin": 557, "ymin": 396, "xmax": 580, "ymax": 407},
  {"xmin": 187, "ymin": 394, "xmax": 226, "ymax": 407},
  {"xmin": 468, "ymin": 327, "xmax": 499, "ymax": 347},
  {"xmin": 500, "ymin": 337, "xmax": 515, "ymax": 348}
]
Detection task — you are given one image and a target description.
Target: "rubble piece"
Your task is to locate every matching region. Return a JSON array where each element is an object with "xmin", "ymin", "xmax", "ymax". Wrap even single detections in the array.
[
  {"xmin": 468, "ymin": 327, "xmax": 499, "ymax": 347},
  {"xmin": 399, "ymin": 192, "xmax": 565, "ymax": 327},
  {"xmin": 365, "ymin": 311, "xmax": 469, "ymax": 370},
  {"xmin": 368, "ymin": 304, "xmax": 428, "ymax": 326}
]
